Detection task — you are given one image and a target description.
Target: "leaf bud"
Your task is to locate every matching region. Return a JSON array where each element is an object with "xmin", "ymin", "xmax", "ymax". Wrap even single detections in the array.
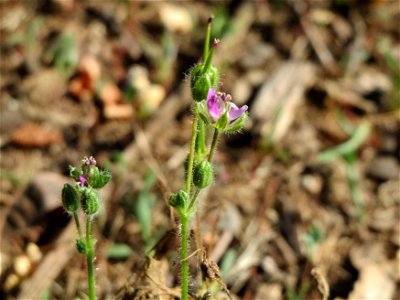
[
  {"xmin": 193, "ymin": 161, "xmax": 213, "ymax": 189},
  {"xmin": 61, "ymin": 183, "xmax": 80, "ymax": 213},
  {"xmin": 169, "ymin": 190, "xmax": 189, "ymax": 209},
  {"xmin": 81, "ymin": 187, "xmax": 100, "ymax": 215}
]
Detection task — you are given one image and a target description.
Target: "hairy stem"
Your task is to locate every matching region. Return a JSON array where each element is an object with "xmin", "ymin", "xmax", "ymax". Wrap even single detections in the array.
[
  {"xmin": 185, "ymin": 103, "xmax": 200, "ymax": 196},
  {"xmin": 208, "ymin": 128, "xmax": 219, "ymax": 163},
  {"xmin": 86, "ymin": 215, "xmax": 96, "ymax": 300},
  {"xmin": 73, "ymin": 211, "xmax": 83, "ymax": 240},
  {"xmin": 203, "ymin": 17, "xmax": 213, "ymax": 62},
  {"xmin": 180, "ymin": 214, "xmax": 190, "ymax": 300}
]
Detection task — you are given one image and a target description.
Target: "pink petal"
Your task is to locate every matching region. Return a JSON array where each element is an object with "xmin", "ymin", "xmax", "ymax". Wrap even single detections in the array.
[
  {"xmin": 206, "ymin": 88, "xmax": 216, "ymax": 101},
  {"xmin": 228, "ymin": 103, "xmax": 248, "ymax": 122},
  {"xmin": 78, "ymin": 175, "xmax": 87, "ymax": 187},
  {"xmin": 207, "ymin": 88, "xmax": 224, "ymax": 121}
]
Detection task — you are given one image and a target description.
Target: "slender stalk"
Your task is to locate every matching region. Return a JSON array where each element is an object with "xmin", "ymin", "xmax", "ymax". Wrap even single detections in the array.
[
  {"xmin": 180, "ymin": 214, "xmax": 190, "ymax": 300},
  {"xmin": 188, "ymin": 188, "xmax": 201, "ymax": 212},
  {"xmin": 185, "ymin": 103, "xmax": 200, "ymax": 195},
  {"xmin": 195, "ymin": 119, "xmax": 207, "ymax": 160},
  {"xmin": 188, "ymin": 129, "xmax": 219, "ymax": 212},
  {"xmin": 207, "ymin": 128, "xmax": 219, "ymax": 163},
  {"xmin": 73, "ymin": 211, "xmax": 83, "ymax": 240},
  {"xmin": 86, "ymin": 215, "xmax": 96, "ymax": 300},
  {"xmin": 203, "ymin": 17, "xmax": 213, "ymax": 62}
]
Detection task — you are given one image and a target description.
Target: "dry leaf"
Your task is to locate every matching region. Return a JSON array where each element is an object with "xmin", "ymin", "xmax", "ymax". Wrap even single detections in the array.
[{"xmin": 10, "ymin": 123, "xmax": 62, "ymax": 147}]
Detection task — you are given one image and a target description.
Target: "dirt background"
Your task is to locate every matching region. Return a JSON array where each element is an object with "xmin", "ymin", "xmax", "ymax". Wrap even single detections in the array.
[{"xmin": 0, "ymin": 0, "xmax": 399, "ymax": 299}]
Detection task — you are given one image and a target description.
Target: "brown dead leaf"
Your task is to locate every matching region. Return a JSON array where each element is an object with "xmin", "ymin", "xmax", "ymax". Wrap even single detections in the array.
[{"xmin": 10, "ymin": 123, "xmax": 62, "ymax": 147}]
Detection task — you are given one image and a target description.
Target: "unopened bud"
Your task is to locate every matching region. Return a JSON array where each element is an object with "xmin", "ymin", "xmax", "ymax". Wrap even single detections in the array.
[
  {"xmin": 62, "ymin": 183, "xmax": 80, "ymax": 213},
  {"xmin": 193, "ymin": 161, "xmax": 213, "ymax": 189},
  {"xmin": 81, "ymin": 187, "xmax": 100, "ymax": 215},
  {"xmin": 90, "ymin": 167, "xmax": 111, "ymax": 189},
  {"xmin": 169, "ymin": 190, "xmax": 189, "ymax": 209},
  {"xmin": 190, "ymin": 64, "xmax": 219, "ymax": 102}
]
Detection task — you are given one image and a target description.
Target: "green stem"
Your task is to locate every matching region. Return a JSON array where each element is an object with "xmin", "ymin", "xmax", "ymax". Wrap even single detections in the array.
[
  {"xmin": 188, "ymin": 188, "xmax": 201, "ymax": 212},
  {"xmin": 203, "ymin": 17, "xmax": 213, "ymax": 62},
  {"xmin": 208, "ymin": 128, "xmax": 219, "ymax": 163},
  {"xmin": 180, "ymin": 214, "xmax": 190, "ymax": 300},
  {"xmin": 185, "ymin": 103, "xmax": 200, "ymax": 196},
  {"xmin": 345, "ymin": 153, "xmax": 363, "ymax": 223},
  {"xmin": 195, "ymin": 119, "xmax": 207, "ymax": 160},
  {"xmin": 73, "ymin": 211, "xmax": 83, "ymax": 240},
  {"xmin": 188, "ymin": 129, "xmax": 219, "ymax": 212},
  {"xmin": 86, "ymin": 215, "xmax": 96, "ymax": 300}
]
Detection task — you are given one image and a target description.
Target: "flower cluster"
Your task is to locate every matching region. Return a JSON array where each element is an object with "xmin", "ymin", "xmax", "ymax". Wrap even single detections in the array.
[
  {"xmin": 69, "ymin": 156, "xmax": 111, "ymax": 192},
  {"xmin": 61, "ymin": 156, "xmax": 111, "ymax": 300},
  {"xmin": 63, "ymin": 156, "xmax": 111, "ymax": 217},
  {"xmin": 199, "ymin": 88, "xmax": 248, "ymax": 132}
]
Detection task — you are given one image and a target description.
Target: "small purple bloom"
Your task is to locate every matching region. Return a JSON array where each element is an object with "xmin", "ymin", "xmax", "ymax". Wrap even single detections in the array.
[
  {"xmin": 207, "ymin": 88, "xmax": 225, "ymax": 121},
  {"xmin": 78, "ymin": 175, "xmax": 87, "ymax": 187},
  {"xmin": 228, "ymin": 103, "xmax": 248, "ymax": 122},
  {"xmin": 206, "ymin": 88, "xmax": 248, "ymax": 123}
]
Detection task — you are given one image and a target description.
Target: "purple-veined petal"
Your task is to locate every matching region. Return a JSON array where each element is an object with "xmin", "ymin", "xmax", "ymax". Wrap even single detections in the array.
[{"xmin": 228, "ymin": 103, "xmax": 248, "ymax": 122}]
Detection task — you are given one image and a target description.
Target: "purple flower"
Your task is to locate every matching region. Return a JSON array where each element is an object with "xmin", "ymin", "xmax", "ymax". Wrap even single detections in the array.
[
  {"xmin": 78, "ymin": 175, "xmax": 87, "ymax": 187},
  {"xmin": 206, "ymin": 88, "xmax": 248, "ymax": 122},
  {"xmin": 207, "ymin": 88, "xmax": 224, "ymax": 121},
  {"xmin": 228, "ymin": 102, "xmax": 248, "ymax": 122}
]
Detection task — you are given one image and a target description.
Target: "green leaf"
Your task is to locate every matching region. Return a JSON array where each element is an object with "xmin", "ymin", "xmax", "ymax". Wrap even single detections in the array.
[
  {"xmin": 106, "ymin": 243, "xmax": 133, "ymax": 259},
  {"xmin": 318, "ymin": 121, "xmax": 371, "ymax": 163},
  {"xmin": 134, "ymin": 171, "xmax": 156, "ymax": 244}
]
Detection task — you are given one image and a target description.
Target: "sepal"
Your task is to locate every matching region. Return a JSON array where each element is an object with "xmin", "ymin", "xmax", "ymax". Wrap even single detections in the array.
[{"xmin": 62, "ymin": 183, "xmax": 80, "ymax": 213}]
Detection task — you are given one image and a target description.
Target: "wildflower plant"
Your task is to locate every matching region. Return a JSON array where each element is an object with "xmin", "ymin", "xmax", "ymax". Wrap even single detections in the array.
[
  {"xmin": 61, "ymin": 156, "xmax": 111, "ymax": 300},
  {"xmin": 169, "ymin": 18, "xmax": 248, "ymax": 300}
]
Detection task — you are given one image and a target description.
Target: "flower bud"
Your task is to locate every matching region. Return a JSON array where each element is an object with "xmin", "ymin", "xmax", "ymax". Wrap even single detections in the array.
[
  {"xmin": 90, "ymin": 167, "xmax": 111, "ymax": 189},
  {"xmin": 81, "ymin": 187, "xmax": 100, "ymax": 215},
  {"xmin": 190, "ymin": 64, "xmax": 219, "ymax": 102},
  {"xmin": 193, "ymin": 161, "xmax": 213, "ymax": 189},
  {"xmin": 61, "ymin": 183, "xmax": 80, "ymax": 213},
  {"xmin": 169, "ymin": 190, "xmax": 189, "ymax": 209}
]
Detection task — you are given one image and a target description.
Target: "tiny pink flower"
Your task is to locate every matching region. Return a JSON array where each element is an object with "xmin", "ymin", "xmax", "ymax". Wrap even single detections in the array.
[
  {"xmin": 78, "ymin": 175, "xmax": 87, "ymax": 187},
  {"xmin": 206, "ymin": 88, "xmax": 248, "ymax": 122},
  {"xmin": 206, "ymin": 88, "xmax": 224, "ymax": 121},
  {"xmin": 228, "ymin": 102, "xmax": 248, "ymax": 122}
]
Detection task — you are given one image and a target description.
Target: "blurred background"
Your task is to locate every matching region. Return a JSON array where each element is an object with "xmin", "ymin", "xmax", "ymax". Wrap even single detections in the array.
[{"xmin": 0, "ymin": 0, "xmax": 399, "ymax": 299}]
